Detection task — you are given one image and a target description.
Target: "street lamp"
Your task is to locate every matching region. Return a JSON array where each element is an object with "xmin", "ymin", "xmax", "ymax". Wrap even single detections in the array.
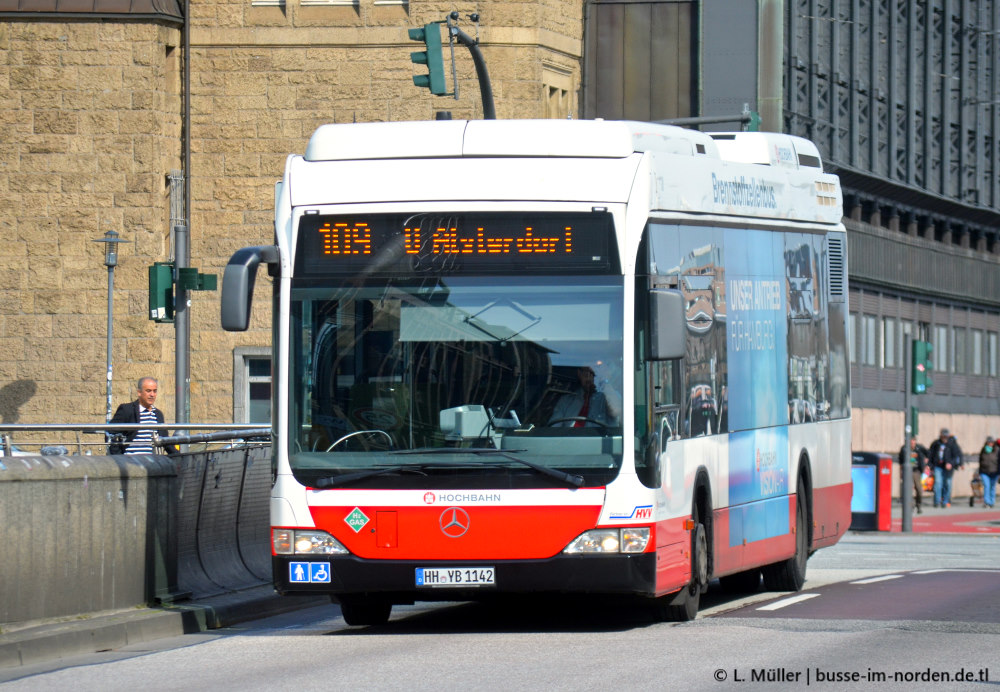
[{"xmin": 92, "ymin": 230, "xmax": 129, "ymax": 424}]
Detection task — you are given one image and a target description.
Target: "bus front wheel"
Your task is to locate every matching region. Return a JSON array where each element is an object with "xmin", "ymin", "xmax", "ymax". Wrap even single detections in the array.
[
  {"xmin": 657, "ymin": 505, "xmax": 708, "ymax": 622},
  {"xmin": 337, "ymin": 596, "xmax": 392, "ymax": 626}
]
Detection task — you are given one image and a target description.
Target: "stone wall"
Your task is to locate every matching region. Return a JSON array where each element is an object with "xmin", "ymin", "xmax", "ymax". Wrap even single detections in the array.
[{"xmin": 0, "ymin": 21, "xmax": 182, "ymax": 440}]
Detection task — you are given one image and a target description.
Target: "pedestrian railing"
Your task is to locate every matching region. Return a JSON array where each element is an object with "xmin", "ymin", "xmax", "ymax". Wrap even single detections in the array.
[{"xmin": 0, "ymin": 423, "xmax": 270, "ymax": 457}]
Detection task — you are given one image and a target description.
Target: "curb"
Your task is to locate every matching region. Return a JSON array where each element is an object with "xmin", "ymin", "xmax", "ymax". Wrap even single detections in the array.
[{"xmin": 0, "ymin": 586, "xmax": 328, "ymax": 670}]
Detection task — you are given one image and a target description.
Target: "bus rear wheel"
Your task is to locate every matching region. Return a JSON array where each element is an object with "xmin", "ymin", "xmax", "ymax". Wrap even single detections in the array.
[
  {"xmin": 761, "ymin": 486, "xmax": 808, "ymax": 592},
  {"xmin": 337, "ymin": 596, "xmax": 392, "ymax": 626}
]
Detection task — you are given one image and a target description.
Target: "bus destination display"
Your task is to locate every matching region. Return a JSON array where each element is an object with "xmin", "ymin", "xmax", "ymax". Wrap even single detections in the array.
[{"xmin": 295, "ymin": 212, "xmax": 618, "ymax": 276}]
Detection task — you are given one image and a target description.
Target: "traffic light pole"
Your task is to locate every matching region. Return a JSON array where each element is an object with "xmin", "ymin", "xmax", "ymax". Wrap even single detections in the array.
[
  {"xmin": 902, "ymin": 335, "xmax": 913, "ymax": 532},
  {"xmin": 447, "ymin": 24, "xmax": 495, "ymax": 119}
]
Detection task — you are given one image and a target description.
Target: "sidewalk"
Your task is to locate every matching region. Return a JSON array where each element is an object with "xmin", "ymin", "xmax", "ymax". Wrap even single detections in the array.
[
  {"xmin": 889, "ymin": 494, "xmax": 1000, "ymax": 534},
  {"xmin": 0, "ymin": 586, "xmax": 327, "ymax": 671}
]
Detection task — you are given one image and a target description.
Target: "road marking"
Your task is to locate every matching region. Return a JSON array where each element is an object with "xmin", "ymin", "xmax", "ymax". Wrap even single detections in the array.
[
  {"xmin": 914, "ymin": 568, "xmax": 1000, "ymax": 574},
  {"xmin": 849, "ymin": 574, "xmax": 903, "ymax": 584},
  {"xmin": 757, "ymin": 593, "xmax": 820, "ymax": 611}
]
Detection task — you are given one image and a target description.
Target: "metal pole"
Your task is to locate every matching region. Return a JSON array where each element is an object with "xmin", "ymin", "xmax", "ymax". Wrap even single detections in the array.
[
  {"xmin": 93, "ymin": 230, "xmax": 125, "ymax": 425},
  {"xmin": 902, "ymin": 335, "xmax": 913, "ymax": 532},
  {"xmin": 449, "ymin": 25, "xmax": 495, "ymax": 119},
  {"xmin": 757, "ymin": 0, "xmax": 784, "ymax": 132},
  {"xmin": 105, "ymin": 261, "xmax": 114, "ymax": 423},
  {"xmin": 174, "ymin": 224, "xmax": 190, "ymax": 431}
]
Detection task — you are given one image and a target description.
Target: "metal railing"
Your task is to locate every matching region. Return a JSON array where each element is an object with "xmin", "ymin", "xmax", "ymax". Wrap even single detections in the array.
[{"xmin": 0, "ymin": 424, "xmax": 271, "ymax": 457}]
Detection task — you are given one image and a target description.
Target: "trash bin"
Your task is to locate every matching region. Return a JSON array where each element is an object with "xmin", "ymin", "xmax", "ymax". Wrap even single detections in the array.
[{"xmin": 850, "ymin": 452, "xmax": 893, "ymax": 531}]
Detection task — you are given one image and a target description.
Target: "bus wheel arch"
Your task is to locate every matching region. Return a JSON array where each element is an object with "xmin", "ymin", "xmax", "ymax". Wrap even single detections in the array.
[
  {"xmin": 657, "ymin": 469, "xmax": 712, "ymax": 621},
  {"xmin": 796, "ymin": 453, "xmax": 814, "ymax": 554}
]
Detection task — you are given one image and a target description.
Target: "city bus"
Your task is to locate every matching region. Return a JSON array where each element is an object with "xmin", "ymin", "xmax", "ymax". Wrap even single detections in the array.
[{"xmin": 221, "ymin": 119, "xmax": 851, "ymax": 625}]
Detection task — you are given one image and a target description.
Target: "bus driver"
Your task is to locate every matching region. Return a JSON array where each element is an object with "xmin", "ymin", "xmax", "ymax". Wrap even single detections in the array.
[{"xmin": 549, "ymin": 365, "xmax": 616, "ymax": 428}]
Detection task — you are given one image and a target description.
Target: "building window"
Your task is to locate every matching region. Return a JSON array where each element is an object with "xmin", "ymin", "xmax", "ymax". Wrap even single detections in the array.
[
  {"xmin": 862, "ymin": 314, "xmax": 877, "ymax": 366},
  {"xmin": 971, "ymin": 329, "xmax": 984, "ymax": 376},
  {"xmin": 545, "ymin": 86, "xmax": 569, "ymax": 119},
  {"xmin": 234, "ymin": 347, "xmax": 272, "ymax": 424},
  {"xmin": 542, "ymin": 63, "xmax": 574, "ymax": 120},
  {"xmin": 990, "ymin": 332, "xmax": 999, "ymax": 377},
  {"xmin": 933, "ymin": 325, "xmax": 949, "ymax": 373},
  {"xmin": 882, "ymin": 317, "xmax": 897, "ymax": 368},
  {"xmin": 954, "ymin": 327, "xmax": 967, "ymax": 374}
]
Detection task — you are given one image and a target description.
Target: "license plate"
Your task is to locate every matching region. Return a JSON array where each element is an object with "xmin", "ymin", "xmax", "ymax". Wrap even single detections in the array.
[{"xmin": 415, "ymin": 567, "xmax": 496, "ymax": 587}]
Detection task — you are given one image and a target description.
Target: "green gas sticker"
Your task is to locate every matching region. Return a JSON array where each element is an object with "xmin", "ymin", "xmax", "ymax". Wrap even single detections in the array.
[{"xmin": 344, "ymin": 507, "xmax": 369, "ymax": 533}]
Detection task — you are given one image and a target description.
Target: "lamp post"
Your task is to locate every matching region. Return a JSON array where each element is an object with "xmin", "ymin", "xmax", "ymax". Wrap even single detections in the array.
[{"xmin": 93, "ymin": 230, "xmax": 128, "ymax": 423}]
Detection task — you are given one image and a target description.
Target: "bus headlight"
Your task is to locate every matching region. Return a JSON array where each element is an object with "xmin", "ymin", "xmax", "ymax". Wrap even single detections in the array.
[
  {"xmin": 273, "ymin": 529, "xmax": 349, "ymax": 555},
  {"xmin": 563, "ymin": 527, "xmax": 650, "ymax": 554}
]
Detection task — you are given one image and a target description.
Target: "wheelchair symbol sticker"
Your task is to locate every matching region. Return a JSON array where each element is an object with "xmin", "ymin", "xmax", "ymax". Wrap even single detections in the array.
[
  {"xmin": 289, "ymin": 561, "xmax": 331, "ymax": 583},
  {"xmin": 310, "ymin": 563, "xmax": 330, "ymax": 583}
]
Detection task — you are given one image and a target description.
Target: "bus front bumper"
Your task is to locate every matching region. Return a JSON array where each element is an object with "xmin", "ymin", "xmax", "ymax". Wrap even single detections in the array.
[{"xmin": 272, "ymin": 553, "xmax": 657, "ymax": 601}]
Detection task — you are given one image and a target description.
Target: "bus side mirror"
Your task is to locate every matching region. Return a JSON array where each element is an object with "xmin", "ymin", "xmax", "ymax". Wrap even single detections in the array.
[
  {"xmin": 649, "ymin": 288, "xmax": 685, "ymax": 360},
  {"xmin": 221, "ymin": 245, "xmax": 280, "ymax": 331}
]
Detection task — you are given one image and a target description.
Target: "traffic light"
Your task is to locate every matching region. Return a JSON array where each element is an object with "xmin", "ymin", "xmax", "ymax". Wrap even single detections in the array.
[
  {"xmin": 912, "ymin": 339, "xmax": 933, "ymax": 394},
  {"xmin": 408, "ymin": 23, "xmax": 447, "ymax": 95},
  {"xmin": 149, "ymin": 262, "xmax": 175, "ymax": 323}
]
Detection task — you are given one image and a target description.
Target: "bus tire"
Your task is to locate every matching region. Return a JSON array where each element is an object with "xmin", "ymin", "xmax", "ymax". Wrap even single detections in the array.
[
  {"xmin": 338, "ymin": 596, "xmax": 392, "ymax": 626},
  {"xmin": 719, "ymin": 568, "xmax": 761, "ymax": 593},
  {"xmin": 761, "ymin": 486, "xmax": 808, "ymax": 592},
  {"xmin": 658, "ymin": 504, "xmax": 708, "ymax": 622}
]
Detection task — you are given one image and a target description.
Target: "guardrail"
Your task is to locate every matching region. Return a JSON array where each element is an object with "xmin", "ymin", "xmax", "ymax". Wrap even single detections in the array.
[{"xmin": 0, "ymin": 424, "xmax": 269, "ymax": 456}]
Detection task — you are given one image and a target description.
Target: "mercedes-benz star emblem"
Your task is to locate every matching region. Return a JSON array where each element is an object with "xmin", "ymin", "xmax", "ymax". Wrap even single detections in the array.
[{"xmin": 439, "ymin": 507, "xmax": 470, "ymax": 538}]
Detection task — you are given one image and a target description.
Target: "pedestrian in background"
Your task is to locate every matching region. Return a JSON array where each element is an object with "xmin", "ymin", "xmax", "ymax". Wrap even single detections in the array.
[
  {"xmin": 927, "ymin": 428, "xmax": 963, "ymax": 508},
  {"xmin": 109, "ymin": 377, "xmax": 178, "ymax": 455},
  {"xmin": 978, "ymin": 436, "xmax": 999, "ymax": 508},
  {"xmin": 899, "ymin": 436, "xmax": 928, "ymax": 513}
]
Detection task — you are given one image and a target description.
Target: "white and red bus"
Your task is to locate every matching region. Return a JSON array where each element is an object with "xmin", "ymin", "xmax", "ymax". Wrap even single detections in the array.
[{"xmin": 221, "ymin": 119, "xmax": 851, "ymax": 625}]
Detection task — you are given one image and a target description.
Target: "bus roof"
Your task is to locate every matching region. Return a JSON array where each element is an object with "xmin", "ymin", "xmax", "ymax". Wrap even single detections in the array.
[
  {"xmin": 292, "ymin": 120, "xmax": 842, "ymax": 225},
  {"xmin": 303, "ymin": 119, "xmax": 826, "ymax": 172}
]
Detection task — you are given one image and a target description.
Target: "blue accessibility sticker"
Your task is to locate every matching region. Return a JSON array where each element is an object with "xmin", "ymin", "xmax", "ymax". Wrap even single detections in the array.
[
  {"xmin": 289, "ymin": 561, "xmax": 331, "ymax": 583},
  {"xmin": 310, "ymin": 562, "xmax": 331, "ymax": 583}
]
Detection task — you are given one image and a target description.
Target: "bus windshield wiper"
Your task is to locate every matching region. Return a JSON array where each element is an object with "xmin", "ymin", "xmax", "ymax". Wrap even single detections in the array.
[
  {"xmin": 390, "ymin": 447, "xmax": 584, "ymax": 487},
  {"xmin": 314, "ymin": 464, "xmax": 429, "ymax": 489}
]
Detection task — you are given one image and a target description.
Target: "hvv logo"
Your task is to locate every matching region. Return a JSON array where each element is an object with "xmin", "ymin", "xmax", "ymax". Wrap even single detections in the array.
[{"xmin": 610, "ymin": 505, "xmax": 654, "ymax": 520}]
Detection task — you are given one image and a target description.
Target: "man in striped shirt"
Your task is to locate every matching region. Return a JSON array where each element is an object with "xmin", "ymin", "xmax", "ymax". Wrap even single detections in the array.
[{"xmin": 108, "ymin": 378, "xmax": 178, "ymax": 456}]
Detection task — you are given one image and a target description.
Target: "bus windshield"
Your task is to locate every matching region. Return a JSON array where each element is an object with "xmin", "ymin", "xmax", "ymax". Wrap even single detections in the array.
[{"xmin": 288, "ymin": 275, "xmax": 624, "ymax": 489}]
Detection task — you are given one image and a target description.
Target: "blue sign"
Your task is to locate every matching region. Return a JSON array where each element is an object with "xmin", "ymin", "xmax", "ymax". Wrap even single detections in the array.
[
  {"xmin": 289, "ymin": 561, "xmax": 331, "ymax": 583},
  {"xmin": 724, "ymin": 228, "xmax": 789, "ymax": 431},
  {"xmin": 310, "ymin": 562, "xmax": 331, "ymax": 583},
  {"xmin": 850, "ymin": 465, "xmax": 876, "ymax": 513},
  {"xmin": 728, "ymin": 428, "xmax": 790, "ymax": 547}
]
